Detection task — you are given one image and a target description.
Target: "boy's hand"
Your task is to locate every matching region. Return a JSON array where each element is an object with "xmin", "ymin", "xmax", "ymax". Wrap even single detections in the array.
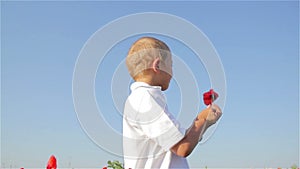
[
  {"xmin": 198, "ymin": 104, "xmax": 222, "ymax": 126},
  {"xmin": 172, "ymin": 104, "xmax": 222, "ymax": 157}
]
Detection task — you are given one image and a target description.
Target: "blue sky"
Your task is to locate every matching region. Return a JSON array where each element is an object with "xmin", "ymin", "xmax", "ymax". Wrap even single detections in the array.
[{"xmin": 2, "ymin": 1, "xmax": 299, "ymax": 168}]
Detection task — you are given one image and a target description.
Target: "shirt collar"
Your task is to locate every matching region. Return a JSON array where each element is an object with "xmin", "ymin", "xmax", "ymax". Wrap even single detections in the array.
[{"xmin": 130, "ymin": 82, "xmax": 162, "ymax": 91}]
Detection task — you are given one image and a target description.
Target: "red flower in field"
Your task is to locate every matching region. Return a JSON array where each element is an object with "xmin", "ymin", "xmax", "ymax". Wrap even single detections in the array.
[
  {"xmin": 102, "ymin": 167, "xmax": 108, "ymax": 169},
  {"xmin": 46, "ymin": 155, "xmax": 57, "ymax": 169},
  {"xmin": 203, "ymin": 89, "xmax": 219, "ymax": 106}
]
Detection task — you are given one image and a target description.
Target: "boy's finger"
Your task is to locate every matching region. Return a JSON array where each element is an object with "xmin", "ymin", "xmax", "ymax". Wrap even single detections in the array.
[{"xmin": 211, "ymin": 104, "xmax": 222, "ymax": 113}]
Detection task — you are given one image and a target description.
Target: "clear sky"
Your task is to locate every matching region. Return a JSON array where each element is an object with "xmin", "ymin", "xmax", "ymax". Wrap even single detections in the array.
[{"xmin": 2, "ymin": 1, "xmax": 299, "ymax": 169}]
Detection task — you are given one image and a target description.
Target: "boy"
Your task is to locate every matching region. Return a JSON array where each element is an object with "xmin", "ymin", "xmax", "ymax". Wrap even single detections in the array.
[{"xmin": 123, "ymin": 37, "xmax": 222, "ymax": 169}]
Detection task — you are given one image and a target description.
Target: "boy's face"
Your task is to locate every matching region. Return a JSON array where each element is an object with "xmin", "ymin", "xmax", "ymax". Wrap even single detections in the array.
[
  {"xmin": 160, "ymin": 71, "xmax": 172, "ymax": 91},
  {"xmin": 160, "ymin": 56, "xmax": 172, "ymax": 91}
]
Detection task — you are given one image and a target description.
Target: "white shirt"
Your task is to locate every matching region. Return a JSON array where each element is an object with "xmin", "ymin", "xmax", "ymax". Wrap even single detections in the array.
[{"xmin": 123, "ymin": 82, "xmax": 189, "ymax": 169}]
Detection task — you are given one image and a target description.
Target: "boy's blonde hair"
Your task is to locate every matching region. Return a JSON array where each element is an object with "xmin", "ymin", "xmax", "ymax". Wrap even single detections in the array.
[{"xmin": 126, "ymin": 37, "xmax": 172, "ymax": 79}]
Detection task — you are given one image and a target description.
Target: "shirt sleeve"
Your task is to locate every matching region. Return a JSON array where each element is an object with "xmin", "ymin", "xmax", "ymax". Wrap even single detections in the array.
[{"xmin": 140, "ymin": 91, "xmax": 186, "ymax": 151}]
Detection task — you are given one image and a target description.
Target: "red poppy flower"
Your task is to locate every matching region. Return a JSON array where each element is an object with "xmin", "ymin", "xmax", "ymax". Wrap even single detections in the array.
[
  {"xmin": 203, "ymin": 89, "xmax": 219, "ymax": 105},
  {"xmin": 46, "ymin": 155, "xmax": 57, "ymax": 169}
]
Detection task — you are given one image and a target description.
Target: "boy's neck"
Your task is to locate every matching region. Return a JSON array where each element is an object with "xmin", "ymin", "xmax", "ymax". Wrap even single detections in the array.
[
  {"xmin": 135, "ymin": 76, "xmax": 160, "ymax": 88},
  {"xmin": 135, "ymin": 78, "xmax": 154, "ymax": 86}
]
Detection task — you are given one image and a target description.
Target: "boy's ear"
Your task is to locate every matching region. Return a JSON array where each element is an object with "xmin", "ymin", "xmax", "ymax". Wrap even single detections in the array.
[{"xmin": 152, "ymin": 58, "xmax": 160, "ymax": 73}]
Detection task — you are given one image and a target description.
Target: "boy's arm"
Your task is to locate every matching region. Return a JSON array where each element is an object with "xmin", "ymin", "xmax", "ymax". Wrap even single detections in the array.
[{"xmin": 171, "ymin": 104, "xmax": 222, "ymax": 157}]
